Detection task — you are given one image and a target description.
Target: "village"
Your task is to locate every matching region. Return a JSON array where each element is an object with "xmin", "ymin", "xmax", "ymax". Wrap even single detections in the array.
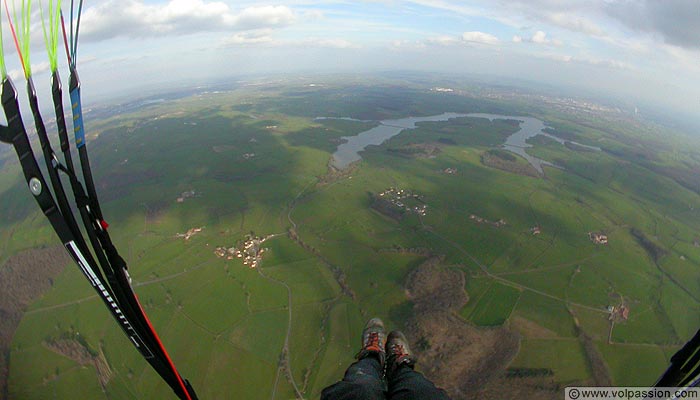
[
  {"xmin": 469, "ymin": 214, "xmax": 507, "ymax": 228},
  {"xmin": 443, "ymin": 167, "xmax": 457, "ymax": 175},
  {"xmin": 176, "ymin": 189, "xmax": 199, "ymax": 204},
  {"xmin": 176, "ymin": 227, "xmax": 204, "ymax": 241},
  {"xmin": 214, "ymin": 234, "xmax": 272, "ymax": 269},
  {"xmin": 378, "ymin": 187, "xmax": 428, "ymax": 216},
  {"xmin": 175, "ymin": 224, "xmax": 271, "ymax": 269}
]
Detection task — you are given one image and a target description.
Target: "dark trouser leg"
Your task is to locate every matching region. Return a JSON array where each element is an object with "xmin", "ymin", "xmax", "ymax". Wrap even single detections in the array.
[
  {"xmin": 387, "ymin": 364, "xmax": 450, "ymax": 400},
  {"xmin": 321, "ymin": 356, "xmax": 386, "ymax": 400}
]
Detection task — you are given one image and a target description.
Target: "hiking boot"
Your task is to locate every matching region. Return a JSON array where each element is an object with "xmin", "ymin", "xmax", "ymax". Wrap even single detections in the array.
[
  {"xmin": 356, "ymin": 318, "xmax": 387, "ymax": 366},
  {"xmin": 386, "ymin": 331, "xmax": 417, "ymax": 376}
]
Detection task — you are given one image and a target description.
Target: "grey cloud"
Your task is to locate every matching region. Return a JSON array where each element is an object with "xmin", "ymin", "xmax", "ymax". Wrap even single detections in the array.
[
  {"xmin": 496, "ymin": 0, "xmax": 698, "ymax": 49},
  {"xmin": 604, "ymin": 0, "xmax": 700, "ymax": 49}
]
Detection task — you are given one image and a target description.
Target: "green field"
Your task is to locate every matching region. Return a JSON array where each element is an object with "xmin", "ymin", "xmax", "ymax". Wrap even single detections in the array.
[
  {"xmin": 3, "ymin": 75, "xmax": 700, "ymax": 398},
  {"xmin": 462, "ymin": 282, "xmax": 521, "ymax": 326},
  {"xmin": 510, "ymin": 339, "xmax": 589, "ymax": 383}
]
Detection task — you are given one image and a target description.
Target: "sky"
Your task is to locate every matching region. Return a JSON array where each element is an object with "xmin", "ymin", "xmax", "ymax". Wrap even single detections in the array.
[{"xmin": 2, "ymin": 0, "xmax": 699, "ymax": 120}]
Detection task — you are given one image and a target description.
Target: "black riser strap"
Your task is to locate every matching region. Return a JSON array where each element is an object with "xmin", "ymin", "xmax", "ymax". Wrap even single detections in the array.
[{"xmin": 0, "ymin": 78, "xmax": 156, "ymax": 362}]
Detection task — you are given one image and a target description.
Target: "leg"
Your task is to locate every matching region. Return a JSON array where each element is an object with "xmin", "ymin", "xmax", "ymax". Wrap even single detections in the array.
[
  {"xmin": 385, "ymin": 331, "xmax": 450, "ymax": 400},
  {"xmin": 321, "ymin": 318, "xmax": 389, "ymax": 400},
  {"xmin": 321, "ymin": 355, "xmax": 386, "ymax": 400},
  {"xmin": 387, "ymin": 364, "xmax": 450, "ymax": 400}
]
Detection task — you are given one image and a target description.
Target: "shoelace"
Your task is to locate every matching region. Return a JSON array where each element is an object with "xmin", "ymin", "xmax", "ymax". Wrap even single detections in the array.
[
  {"xmin": 365, "ymin": 332, "xmax": 382, "ymax": 351},
  {"xmin": 390, "ymin": 343, "xmax": 409, "ymax": 360}
]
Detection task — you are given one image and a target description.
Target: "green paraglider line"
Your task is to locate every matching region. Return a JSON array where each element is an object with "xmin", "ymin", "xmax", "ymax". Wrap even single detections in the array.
[
  {"xmin": 0, "ymin": 2, "xmax": 199, "ymax": 399},
  {"xmin": 3, "ymin": 0, "xmax": 27, "ymax": 78},
  {"xmin": 68, "ymin": 0, "xmax": 82, "ymax": 67},
  {"xmin": 0, "ymin": 1, "xmax": 5, "ymax": 79},
  {"xmin": 59, "ymin": 0, "xmax": 196, "ymax": 398},
  {"xmin": 39, "ymin": 0, "xmax": 61, "ymax": 72},
  {"xmin": 73, "ymin": 0, "xmax": 82, "ymax": 63},
  {"xmin": 69, "ymin": 0, "xmax": 73, "ymax": 60}
]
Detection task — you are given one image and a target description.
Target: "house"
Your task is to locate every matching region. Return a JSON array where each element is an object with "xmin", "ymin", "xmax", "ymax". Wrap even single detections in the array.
[
  {"xmin": 589, "ymin": 232, "xmax": 608, "ymax": 245},
  {"xmin": 620, "ymin": 306, "xmax": 629, "ymax": 320}
]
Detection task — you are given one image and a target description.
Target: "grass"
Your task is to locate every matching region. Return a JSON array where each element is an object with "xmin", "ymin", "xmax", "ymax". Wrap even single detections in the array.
[
  {"xmin": 512, "ymin": 291, "xmax": 577, "ymax": 337},
  {"xmin": 310, "ymin": 302, "xmax": 363, "ymax": 398},
  {"xmin": 465, "ymin": 282, "xmax": 521, "ymax": 326},
  {"xmin": 225, "ymin": 310, "xmax": 288, "ymax": 364},
  {"xmin": 596, "ymin": 342, "xmax": 668, "ymax": 386},
  {"xmin": 571, "ymin": 305, "xmax": 612, "ymax": 341},
  {"xmin": 289, "ymin": 303, "xmax": 327, "ymax": 389},
  {"xmin": 458, "ymin": 276, "xmax": 493, "ymax": 318},
  {"xmin": 4, "ymin": 77, "xmax": 700, "ymax": 398},
  {"xmin": 510, "ymin": 338, "xmax": 590, "ymax": 383}
]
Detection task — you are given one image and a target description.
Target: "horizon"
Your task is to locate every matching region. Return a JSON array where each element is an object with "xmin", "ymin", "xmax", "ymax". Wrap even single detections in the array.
[{"xmin": 1, "ymin": 0, "xmax": 697, "ymax": 130}]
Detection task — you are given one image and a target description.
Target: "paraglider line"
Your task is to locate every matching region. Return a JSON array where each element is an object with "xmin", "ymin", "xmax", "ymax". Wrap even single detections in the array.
[
  {"xmin": 3, "ymin": 0, "xmax": 26, "ymax": 78},
  {"xmin": 73, "ymin": 0, "xmax": 83, "ymax": 62},
  {"xmin": 135, "ymin": 295, "xmax": 194, "ymax": 400},
  {"xmin": 69, "ymin": 0, "xmax": 73, "ymax": 58},
  {"xmin": 60, "ymin": 11, "xmax": 71, "ymax": 66}
]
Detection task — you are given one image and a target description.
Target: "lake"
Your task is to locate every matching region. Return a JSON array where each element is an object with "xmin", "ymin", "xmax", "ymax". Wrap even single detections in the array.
[
  {"xmin": 466, "ymin": 113, "xmax": 600, "ymax": 174},
  {"xmin": 327, "ymin": 113, "xmax": 467, "ymax": 169},
  {"xmin": 327, "ymin": 112, "xmax": 599, "ymax": 172}
]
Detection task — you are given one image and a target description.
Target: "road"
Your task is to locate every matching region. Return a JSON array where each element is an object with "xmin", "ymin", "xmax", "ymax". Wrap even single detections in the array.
[
  {"xmin": 256, "ymin": 264, "xmax": 303, "ymax": 399},
  {"xmin": 26, "ymin": 260, "xmax": 212, "ymax": 315},
  {"xmin": 265, "ymin": 179, "xmax": 317, "ymax": 400},
  {"xmin": 425, "ymin": 228, "xmax": 608, "ymax": 314}
]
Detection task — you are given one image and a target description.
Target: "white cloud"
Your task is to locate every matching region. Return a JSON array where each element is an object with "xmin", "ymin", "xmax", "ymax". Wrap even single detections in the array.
[
  {"xmin": 290, "ymin": 37, "xmax": 362, "ymax": 49},
  {"xmin": 7, "ymin": 69, "xmax": 23, "ymax": 82},
  {"xmin": 531, "ymin": 31, "xmax": 547, "ymax": 44},
  {"xmin": 427, "ymin": 35, "xmax": 460, "ymax": 46},
  {"xmin": 80, "ymin": 0, "xmax": 298, "ymax": 41},
  {"xmin": 223, "ymin": 34, "xmax": 359, "ymax": 49},
  {"xmin": 550, "ymin": 54, "xmax": 573, "ymax": 63},
  {"xmin": 233, "ymin": 5, "xmax": 297, "ymax": 30},
  {"xmin": 8, "ymin": 61, "xmax": 51, "ymax": 81},
  {"xmin": 390, "ymin": 39, "xmax": 426, "ymax": 50},
  {"xmin": 547, "ymin": 53, "xmax": 632, "ymax": 70},
  {"xmin": 301, "ymin": 9, "xmax": 325, "ymax": 21},
  {"xmin": 223, "ymin": 30, "xmax": 274, "ymax": 46},
  {"xmin": 545, "ymin": 12, "xmax": 605, "ymax": 37},
  {"xmin": 304, "ymin": 38, "xmax": 359, "ymax": 49},
  {"xmin": 583, "ymin": 57, "xmax": 632, "ymax": 70},
  {"xmin": 514, "ymin": 30, "xmax": 563, "ymax": 46},
  {"xmin": 461, "ymin": 31, "xmax": 499, "ymax": 45},
  {"xmin": 425, "ymin": 31, "xmax": 500, "ymax": 47}
]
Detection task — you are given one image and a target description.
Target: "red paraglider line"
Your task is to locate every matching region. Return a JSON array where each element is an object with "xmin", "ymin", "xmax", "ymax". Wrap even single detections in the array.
[
  {"xmin": 60, "ymin": 12, "xmax": 72, "ymax": 67},
  {"xmin": 134, "ymin": 294, "xmax": 193, "ymax": 400},
  {"xmin": 3, "ymin": 0, "xmax": 27, "ymax": 78}
]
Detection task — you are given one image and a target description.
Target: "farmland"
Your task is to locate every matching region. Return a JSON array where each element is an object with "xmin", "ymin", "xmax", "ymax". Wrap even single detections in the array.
[{"xmin": 2, "ymin": 75, "xmax": 700, "ymax": 398}]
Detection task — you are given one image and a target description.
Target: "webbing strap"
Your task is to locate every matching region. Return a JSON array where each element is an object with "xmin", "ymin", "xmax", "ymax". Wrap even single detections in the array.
[
  {"xmin": 0, "ymin": 77, "xmax": 153, "ymax": 360},
  {"xmin": 1, "ymin": 75, "xmax": 197, "ymax": 400},
  {"xmin": 657, "ymin": 328, "xmax": 700, "ymax": 387}
]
